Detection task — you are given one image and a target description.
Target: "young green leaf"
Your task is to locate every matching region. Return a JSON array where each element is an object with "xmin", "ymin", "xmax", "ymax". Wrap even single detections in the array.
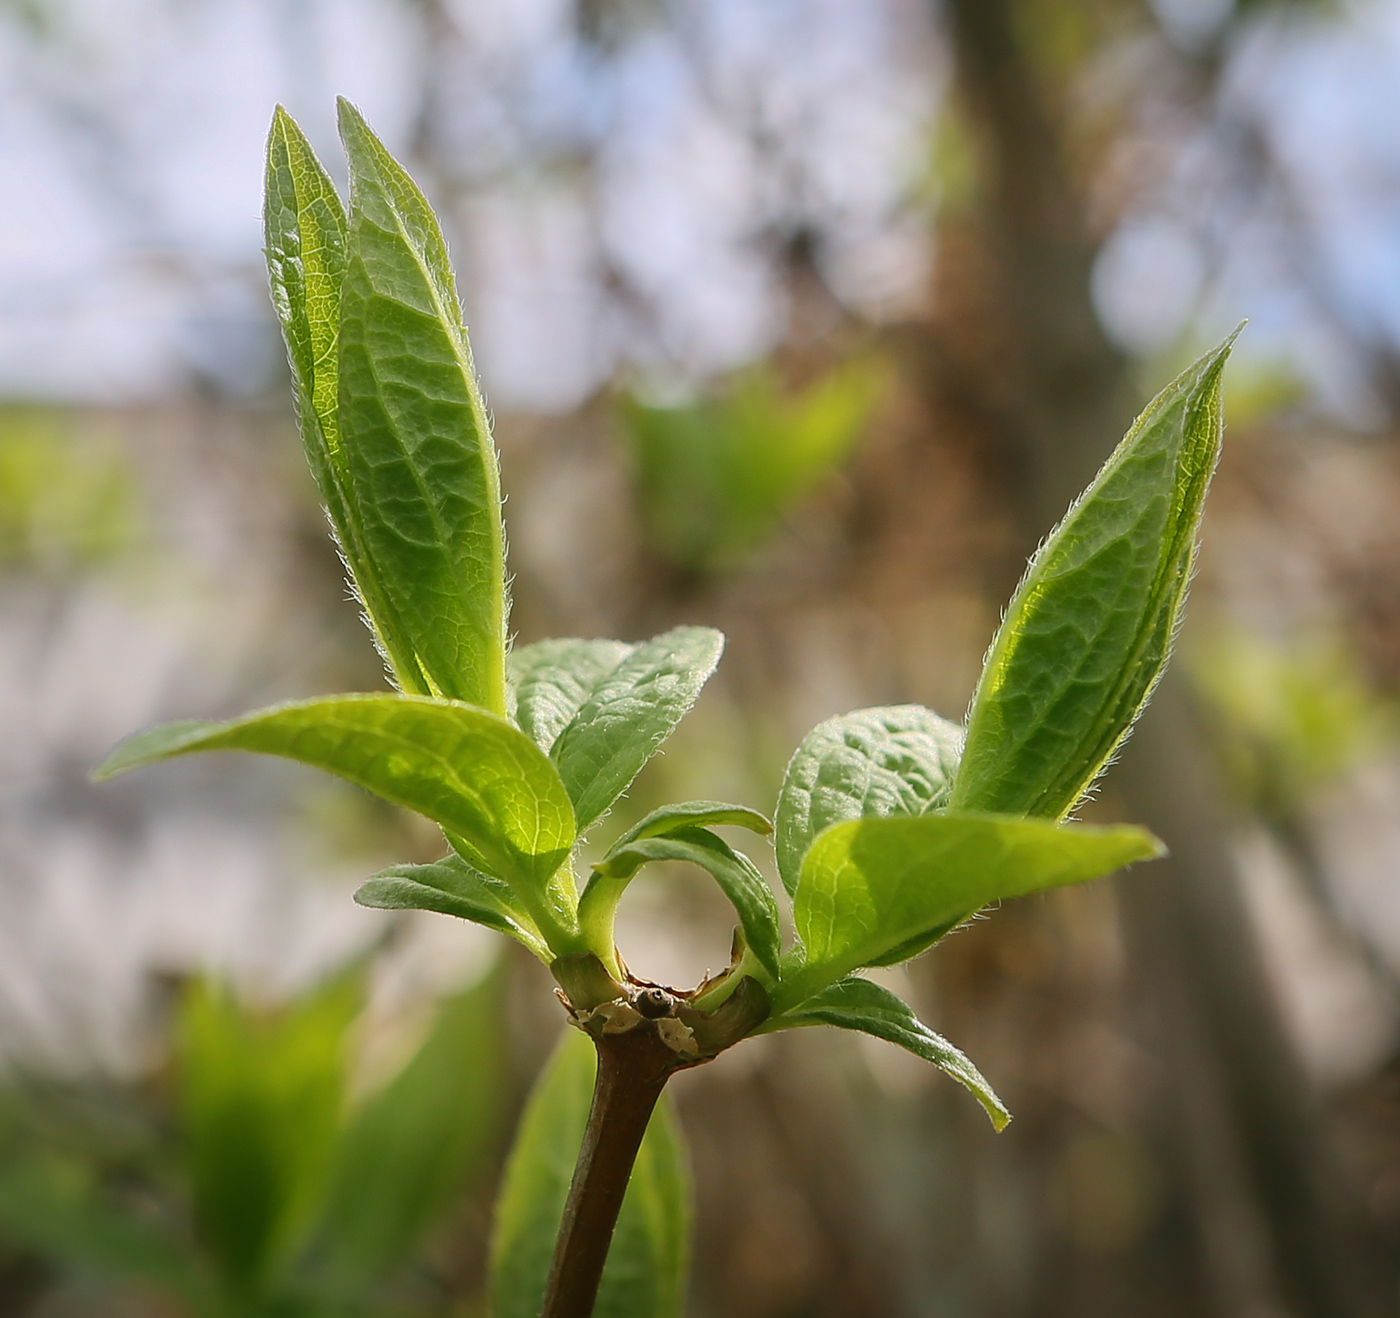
[
  {"xmin": 775, "ymin": 705, "xmax": 964, "ymax": 895},
  {"xmin": 509, "ymin": 637, "xmax": 638, "ymax": 752},
  {"xmin": 93, "ymin": 695, "xmax": 579, "ymax": 943},
  {"xmin": 263, "ymin": 107, "xmax": 431, "ymax": 696},
  {"xmin": 584, "ymin": 827, "xmax": 782, "ymax": 979},
  {"xmin": 760, "ymin": 976, "xmax": 1009, "ymax": 1130},
  {"xmin": 264, "ymin": 107, "xmax": 346, "ymax": 473},
  {"xmin": 355, "ymin": 855, "xmax": 550, "ymax": 961},
  {"xmin": 952, "ymin": 332, "xmax": 1239, "ymax": 820},
  {"xmin": 491, "ymin": 1029, "xmax": 690, "ymax": 1318},
  {"xmin": 779, "ymin": 811, "xmax": 1162, "ymax": 1008},
  {"xmin": 551, "ymin": 625, "xmax": 726, "ymax": 830},
  {"xmin": 310, "ymin": 970, "xmax": 505, "ymax": 1294},
  {"xmin": 336, "ymin": 98, "xmax": 508, "ymax": 713}
]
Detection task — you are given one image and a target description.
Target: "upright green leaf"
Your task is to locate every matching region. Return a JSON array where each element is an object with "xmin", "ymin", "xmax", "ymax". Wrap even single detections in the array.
[
  {"xmin": 585, "ymin": 827, "xmax": 782, "ymax": 978},
  {"xmin": 93, "ymin": 695, "xmax": 579, "ymax": 944},
  {"xmin": 311, "ymin": 970, "xmax": 505, "ymax": 1293},
  {"xmin": 775, "ymin": 705, "xmax": 964, "ymax": 896},
  {"xmin": 355, "ymin": 854, "xmax": 550, "ymax": 960},
  {"xmin": 952, "ymin": 333, "xmax": 1238, "ymax": 820},
  {"xmin": 177, "ymin": 974, "xmax": 360, "ymax": 1296},
  {"xmin": 336, "ymin": 98, "xmax": 507, "ymax": 713},
  {"xmin": 780, "ymin": 811, "xmax": 1161, "ymax": 1008},
  {"xmin": 264, "ymin": 107, "xmax": 430, "ymax": 695},
  {"xmin": 551, "ymin": 625, "xmax": 726, "ymax": 830},
  {"xmin": 265, "ymin": 107, "xmax": 346, "ymax": 468},
  {"xmin": 491, "ymin": 1030, "xmax": 690, "ymax": 1318},
  {"xmin": 761, "ymin": 976, "xmax": 1009, "ymax": 1130},
  {"xmin": 509, "ymin": 638, "xmax": 638, "ymax": 752}
]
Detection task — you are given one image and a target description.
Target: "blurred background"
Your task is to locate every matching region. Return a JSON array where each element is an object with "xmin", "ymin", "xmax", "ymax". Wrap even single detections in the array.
[{"xmin": 4, "ymin": 0, "xmax": 1400, "ymax": 1314}]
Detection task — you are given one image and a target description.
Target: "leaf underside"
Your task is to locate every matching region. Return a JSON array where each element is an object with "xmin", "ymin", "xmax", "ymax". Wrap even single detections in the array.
[
  {"xmin": 355, "ymin": 855, "xmax": 550, "ymax": 960},
  {"xmin": 762, "ymin": 976, "xmax": 1010, "ymax": 1130}
]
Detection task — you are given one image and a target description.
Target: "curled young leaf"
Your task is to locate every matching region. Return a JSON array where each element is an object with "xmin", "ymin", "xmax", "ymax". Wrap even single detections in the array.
[
  {"xmin": 585, "ymin": 826, "xmax": 781, "ymax": 979},
  {"xmin": 779, "ymin": 810, "xmax": 1162, "ymax": 1009},
  {"xmin": 775, "ymin": 705, "xmax": 964, "ymax": 896},
  {"xmin": 952, "ymin": 332, "xmax": 1239, "ymax": 820},
  {"xmin": 608, "ymin": 800, "xmax": 772, "ymax": 851},
  {"xmin": 760, "ymin": 976, "xmax": 1009, "ymax": 1130}
]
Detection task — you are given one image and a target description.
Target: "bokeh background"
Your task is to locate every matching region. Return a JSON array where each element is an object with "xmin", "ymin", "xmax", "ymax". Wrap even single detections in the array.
[{"xmin": 4, "ymin": 0, "xmax": 1400, "ymax": 1314}]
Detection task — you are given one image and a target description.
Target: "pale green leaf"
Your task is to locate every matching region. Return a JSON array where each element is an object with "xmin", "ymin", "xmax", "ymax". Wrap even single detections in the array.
[
  {"xmin": 761, "ymin": 976, "xmax": 1009, "ymax": 1130},
  {"xmin": 336, "ymin": 99, "xmax": 507, "ymax": 713},
  {"xmin": 586, "ymin": 828, "xmax": 781, "ymax": 979},
  {"xmin": 263, "ymin": 107, "xmax": 430, "ymax": 696},
  {"xmin": 551, "ymin": 625, "xmax": 725, "ymax": 830},
  {"xmin": 952, "ymin": 332, "xmax": 1239, "ymax": 820},
  {"xmin": 780, "ymin": 811, "xmax": 1162, "ymax": 1007},
  {"xmin": 354, "ymin": 855, "xmax": 550, "ymax": 960},
  {"xmin": 490, "ymin": 1029, "xmax": 690, "ymax": 1318},
  {"xmin": 93, "ymin": 695, "xmax": 578, "ymax": 938},
  {"xmin": 509, "ymin": 638, "xmax": 637, "ymax": 752},
  {"xmin": 775, "ymin": 705, "xmax": 964, "ymax": 896}
]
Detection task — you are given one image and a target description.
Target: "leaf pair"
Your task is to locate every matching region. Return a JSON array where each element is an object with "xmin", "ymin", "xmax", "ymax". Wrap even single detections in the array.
[
  {"xmin": 757, "ymin": 705, "xmax": 1156, "ymax": 1117},
  {"xmin": 759, "ymin": 335, "xmax": 1236, "ymax": 1114},
  {"xmin": 266, "ymin": 100, "xmax": 506, "ymax": 711}
]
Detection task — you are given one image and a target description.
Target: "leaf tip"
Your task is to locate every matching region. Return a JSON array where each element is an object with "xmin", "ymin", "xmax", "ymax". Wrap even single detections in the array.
[
  {"xmin": 335, "ymin": 95, "xmax": 369, "ymax": 143},
  {"xmin": 89, "ymin": 752, "xmax": 122, "ymax": 784}
]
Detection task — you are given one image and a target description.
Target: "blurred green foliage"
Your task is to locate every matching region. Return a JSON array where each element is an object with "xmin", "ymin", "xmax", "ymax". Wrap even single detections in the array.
[
  {"xmin": 0, "ymin": 963, "xmax": 505, "ymax": 1317},
  {"xmin": 1192, "ymin": 627, "xmax": 1394, "ymax": 824},
  {"xmin": 620, "ymin": 358, "xmax": 885, "ymax": 575},
  {"xmin": 0, "ymin": 408, "xmax": 141, "ymax": 574}
]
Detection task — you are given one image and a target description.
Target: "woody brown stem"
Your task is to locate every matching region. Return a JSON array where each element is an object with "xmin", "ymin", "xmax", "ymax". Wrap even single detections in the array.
[{"xmin": 540, "ymin": 1023, "xmax": 678, "ymax": 1318}]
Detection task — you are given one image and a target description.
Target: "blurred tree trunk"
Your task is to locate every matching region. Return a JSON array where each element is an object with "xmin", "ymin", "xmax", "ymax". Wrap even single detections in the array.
[{"xmin": 935, "ymin": 0, "xmax": 1376, "ymax": 1314}]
